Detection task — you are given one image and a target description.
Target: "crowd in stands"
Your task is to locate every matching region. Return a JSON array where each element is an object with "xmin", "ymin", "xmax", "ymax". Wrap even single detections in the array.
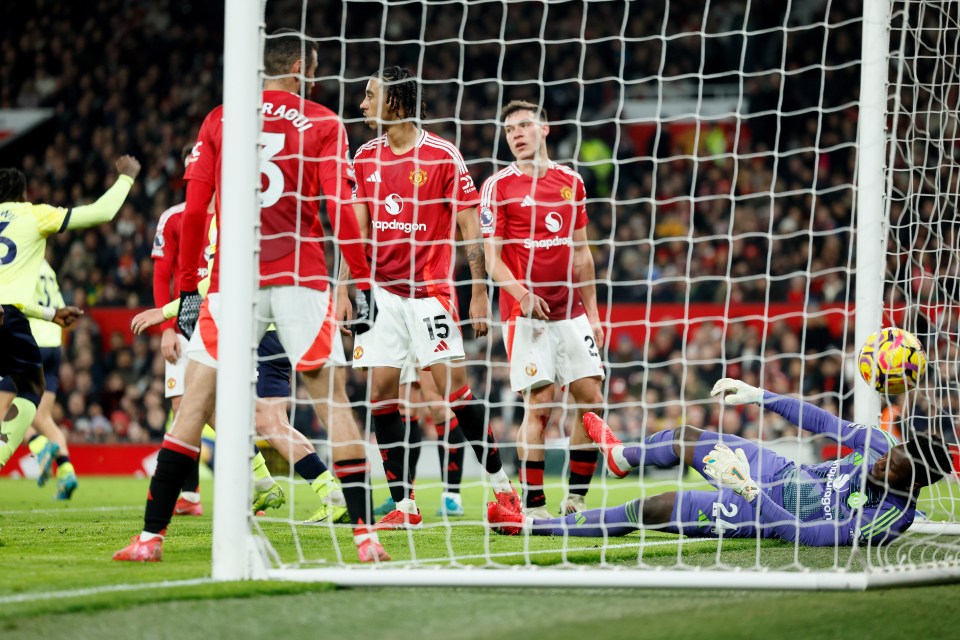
[{"xmin": 2, "ymin": 0, "xmax": 954, "ymax": 451}]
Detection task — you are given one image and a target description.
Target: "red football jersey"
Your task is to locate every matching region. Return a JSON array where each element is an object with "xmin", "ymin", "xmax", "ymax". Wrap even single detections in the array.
[
  {"xmin": 152, "ymin": 201, "xmax": 216, "ymax": 331},
  {"xmin": 182, "ymin": 89, "xmax": 369, "ymax": 292},
  {"xmin": 352, "ymin": 130, "xmax": 479, "ymax": 299},
  {"xmin": 479, "ymin": 162, "xmax": 587, "ymax": 322}
]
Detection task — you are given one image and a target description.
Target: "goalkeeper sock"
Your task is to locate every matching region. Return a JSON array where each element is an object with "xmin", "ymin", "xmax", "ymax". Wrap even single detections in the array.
[
  {"xmin": 519, "ymin": 459, "xmax": 546, "ymax": 508},
  {"xmin": 335, "ymin": 458, "xmax": 372, "ymax": 525},
  {"xmin": 56, "ymin": 460, "xmax": 75, "ymax": 479},
  {"xmin": 625, "ymin": 429, "xmax": 679, "ymax": 468},
  {"xmin": 293, "ymin": 453, "xmax": 328, "ymax": 484},
  {"xmin": 0, "ymin": 397, "xmax": 39, "ymax": 466},
  {"xmin": 27, "ymin": 434, "xmax": 47, "ymax": 455},
  {"xmin": 535, "ymin": 499, "xmax": 642, "ymax": 538},
  {"xmin": 373, "ymin": 407, "xmax": 410, "ymax": 503},
  {"xmin": 449, "ymin": 386, "xmax": 504, "ymax": 475},
  {"xmin": 568, "ymin": 449, "xmax": 599, "ymax": 497},
  {"xmin": 145, "ymin": 436, "xmax": 200, "ymax": 535},
  {"xmin": 405, "ymin": 416, "xmax": 421, "ymax": 486},
  {"xmin": 252, "ymin": 449, "xmax": 272, "ymax": 482},
  {"xmin": 182, "ymin": 456, "xmax": 201, "ymax": 493},
  {"xmin": 437, "ymin": 418, "xmax": 465, "ymax": 493}
]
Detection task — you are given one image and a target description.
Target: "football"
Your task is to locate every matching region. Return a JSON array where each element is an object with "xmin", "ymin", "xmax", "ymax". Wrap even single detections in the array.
[{"xmin": 857, "ymin": 327, "xmax": 927, "ymax": 394}]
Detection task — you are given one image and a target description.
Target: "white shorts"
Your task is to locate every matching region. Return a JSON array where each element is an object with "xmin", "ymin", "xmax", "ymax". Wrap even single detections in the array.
[
  {"xmin": 164, "ymin": 334, "xmax": 191, "ymax": 398},
  {"xmin": 399, "ymin": 356, "xmax": 420, "ymax": 386},
  {"xmin": 187, "ymin": 287, "xmax": 346, "ymax": 371},
  {"xmin": 505, "ymin": 315, "xmax": 605, "ymax": 393},
  {"xmin": 352, "ymin": 284, "xmax": 464, "ymax": 370}
]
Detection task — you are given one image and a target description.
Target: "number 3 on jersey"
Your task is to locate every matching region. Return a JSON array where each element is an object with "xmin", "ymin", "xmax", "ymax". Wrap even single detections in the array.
[
  {"xmin": 259, "ymin": 132, "xmax": 286, "ymax": 208},
  {"xmin": 0, "ymin": 221, "xmax": 18, "ymax": 266}
]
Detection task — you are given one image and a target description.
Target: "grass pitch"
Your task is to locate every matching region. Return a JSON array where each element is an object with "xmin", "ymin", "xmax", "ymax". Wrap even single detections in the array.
[{"xmin": 2, "ymin": 475, "xmax": 960, "ymax": 639}]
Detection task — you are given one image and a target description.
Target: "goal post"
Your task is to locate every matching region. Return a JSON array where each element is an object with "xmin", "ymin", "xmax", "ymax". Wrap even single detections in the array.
[{"xmin": 211, "ymin": 0, "xmax": 960, "ymax": 588}]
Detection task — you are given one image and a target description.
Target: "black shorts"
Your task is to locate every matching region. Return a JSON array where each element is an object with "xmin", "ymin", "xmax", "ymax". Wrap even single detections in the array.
[
  {"xmin": 257, "ymin": 330, "xmax": 292, "ymax": 398},
  {"xmin": 38, "ymin": 346, "xmax": 63, "ymax": 394},
  {"xmin": 0, "ymin": 305, "xmax": 43, "ymax": 378}
]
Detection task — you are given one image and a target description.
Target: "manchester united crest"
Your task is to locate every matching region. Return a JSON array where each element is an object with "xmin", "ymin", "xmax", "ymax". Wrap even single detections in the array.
[
  {"xmin": 560, "ymin": 186, "xmax": 574, "ymax": 200},
  {"xmin": 409, "ymin": 169, "xmax": 428, "ymax": 186},
  {"xmin": 354, "ymin": 346, "xmax": 364, "ymax": 360},
  {"xmin": 167, "ymin": 378, "xmax": 177, "ymax": 389},
  {"xmin": 525, "ymin": 363, "xmax": 538, "ymax": 376}
]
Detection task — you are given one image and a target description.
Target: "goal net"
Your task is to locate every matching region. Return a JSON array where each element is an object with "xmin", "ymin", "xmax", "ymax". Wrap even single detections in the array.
[{"xmin": 211, "ymin": 0, "xmax": 960, "ymax": 588}]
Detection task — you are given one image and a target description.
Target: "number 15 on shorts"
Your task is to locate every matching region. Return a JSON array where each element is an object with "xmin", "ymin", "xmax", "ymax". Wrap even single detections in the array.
[{"xmin": 423, "ymin": 314, "xmax": 450, "ymax": 341}]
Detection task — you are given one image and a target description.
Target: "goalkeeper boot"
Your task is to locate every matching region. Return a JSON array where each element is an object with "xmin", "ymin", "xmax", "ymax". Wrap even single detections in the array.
[
  {"xmin": 174, "ymin": 496, "xmax": 204, "ymax": 516},
  {"xmin": 493, "ymin": 485, "xmax": 523, "ymax": 513},
  {"xmin": 306, "ymin": 489, "xmax": 350, "ymax": 525},
  {"xmin": 252, "ymin": 479, "xmax": 286, "ymax": 513},
  {"xmin": 373, "ymin": 496, "xmax": 396, "ymax": 517},
  {"xmin": 435, "ymin": 492, "xmax": 464, "ymax": 517},
  {"xmin": 374, "ymin": 498, "xmax": 423, "ymax": 530},
  {"xmin": 113, "ymin": 534, "xmax": 164, "ymax": 562},
  {"xmin": 34, "ymin": 440, "xmax": 59, "ymax": 487},
  {"xmin": 486, "ymin": 500, "xmax": 525, "ymax": 535},
  {"xmin": 583, "ymin": 412, "xmax": 629, "ymax": 478},
  {"xmin": 354, "ymin": 520, "xmax": 391, "ymax": 563},
  {"xmin": 560, "ymin": 494, "xmax": 586, "ymax": 515},
  {"xmin": 55, "ymin": 471, "xmax": 78, "ymax": 501}
]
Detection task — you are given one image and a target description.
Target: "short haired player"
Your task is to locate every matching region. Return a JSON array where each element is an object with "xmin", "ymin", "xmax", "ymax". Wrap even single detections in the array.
[{"xmin": 480, "ymin": 101, "xmax": 604, "ymax": 519}]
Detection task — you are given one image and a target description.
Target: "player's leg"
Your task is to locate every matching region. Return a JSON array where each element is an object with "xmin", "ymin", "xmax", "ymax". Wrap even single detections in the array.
[
  {"xmin": 165, "ymin": 334, "xmax": 204, "ymax": 514},
  {"xmin": 29, "ymin": 393, "xmax": 78, "ymax": 498},
  {"xmin": 518, "ymin": 383, "xmax": 554, "ymax": 518},
  {"xmin": 114, "ymin": 297, "xmax": 221, "ymax": 561},
  {"xmin": 563, "ymin": 376, "xmax": 603, "ymax": 514},
  {"xmin": 418, "ymin": 370, "xmax": 465, "ymax": 517},
  {"xmin": 0, "ymin": 307, "xmax": 45, "ymax": 471}
]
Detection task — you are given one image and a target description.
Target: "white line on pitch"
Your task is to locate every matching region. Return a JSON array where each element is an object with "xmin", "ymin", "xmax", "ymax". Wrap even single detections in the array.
[
  {"xmin": 0, "ymin": 505, "xmax": 142, "ymax": 516},
  {"xmin": 0, "ymin": 578, "xmax": 215, "ymax": 605}
]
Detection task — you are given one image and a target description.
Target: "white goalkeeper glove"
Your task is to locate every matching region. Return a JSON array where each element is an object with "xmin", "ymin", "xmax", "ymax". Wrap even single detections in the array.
[
  {"xmin": 701, "ymin": 443, "xmax": 760, "ymax": 503},
  {"xmin": 710, "ymin": 377, "xmax": 764, "ymax": 406}
]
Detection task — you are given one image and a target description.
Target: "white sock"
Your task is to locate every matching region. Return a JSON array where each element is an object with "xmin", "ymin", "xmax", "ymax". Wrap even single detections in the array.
[
  {"xmin": 612, "ymin": 445, "xmax": 631, "ymax": 471},
  {"xmin": 254, "ymin": 477, "xmax": 276, "ymax": 492},
  {"xmin": 139, "ymin": 531, "xmax": 164, "ymax": 542},
  {"xmin": 180, "ymin": 491, "xmax": 201, "ymax": 503},
  {"xmin": 396, "ymin": 497, "xmax": 418, "ymax": 514},
  {"xmin": 488, "ymin": 468, "xmax": 511, "ymax": 493}
]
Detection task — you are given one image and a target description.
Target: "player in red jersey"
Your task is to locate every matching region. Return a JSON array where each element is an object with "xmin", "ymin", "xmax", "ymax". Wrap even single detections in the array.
[
  {"xmin": 480, "ymin": 101, "xmax": 604, "ymax": 519},
  {"xmin": 344, "ymin": 66, "xmax": 520, "ymax": 529},
  {"xmin": 115, "ymin": 30, "xmax": 387, "ymax": 563}
]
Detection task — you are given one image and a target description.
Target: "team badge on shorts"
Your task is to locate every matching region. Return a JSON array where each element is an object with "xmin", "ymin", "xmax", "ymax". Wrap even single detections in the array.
[
  {"xmin": 409, "ymin": 169, "xmax": 428, "ymax": 186},
  {"xmin": 560, "ymin": 186, "xmax": 574, "ymax": 200},
  {"xmin": 525, "ymin": 363, "xmax": 538, "ymax": 376},
  {"xmin": 167, "ymin": 378, "xmax": 177, "ymax": 389},
  {"xmin": 354, "ymin": 346, "xmax": 364, "ymax": 360}
]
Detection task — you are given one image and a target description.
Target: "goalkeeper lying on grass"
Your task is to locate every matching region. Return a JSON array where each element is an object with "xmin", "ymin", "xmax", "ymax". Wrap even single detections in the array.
[{"xmin": 488, "ymin": 378, "xmax": 954, "ymax": 546}]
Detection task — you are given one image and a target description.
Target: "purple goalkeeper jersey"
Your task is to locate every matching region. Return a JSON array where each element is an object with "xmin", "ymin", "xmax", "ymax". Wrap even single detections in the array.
[{"xmin": 734, "ymin": 393, "xmax": 916, "ymax": 546}]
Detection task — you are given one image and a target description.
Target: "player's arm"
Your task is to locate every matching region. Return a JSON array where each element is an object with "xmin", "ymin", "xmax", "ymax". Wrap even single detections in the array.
[
  {"xmin": 483, "ymin": 233, "xmax": 550, "ymax": 320},
  {"xmin": 151, "ymin": 214, "xmax": 180, "ymax": 362},
  {"xmin": 335, "ymin": 201, "xmax": 371, "ymax": 333},
  {"xmin": 456, "ymin": 206, "xmax": 489, "ymax": 338},
  {"xmin": 711, "ymin": 378, "xmax": 887, "ymax": 450},
  {"xmin": 753, "ymin": 492, "xmax": 855, "ymax": 547},
  {"xmin": 65, "ymin": 156, "xmax": 140, "ymax": 230},
  {"xmin": 571, "ymin": 225, "xmax": 603, "ymax": 345},
  {"xmin": 20, "ymin": 303, "xmax": 83, "ymax": 327}
]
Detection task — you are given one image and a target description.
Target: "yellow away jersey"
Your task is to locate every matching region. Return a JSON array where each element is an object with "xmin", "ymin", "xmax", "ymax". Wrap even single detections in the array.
[
  {"xmin": 28, "ymin": 259, "xmax": 66, "ymax": 348},
  {"xmin": 0, "ymin": 201, "xmax": 68, "ymax": 306}
]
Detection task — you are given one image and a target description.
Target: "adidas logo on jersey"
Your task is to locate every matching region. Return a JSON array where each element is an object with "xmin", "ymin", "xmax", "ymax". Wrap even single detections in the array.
[
  {"xmin": 367, "ymin": 170, "xmax": 382, "ymax": 183},
  {"xmin": 520, "ymin": 195, "xmax": 536, "ymax": 207},
  {"xmin": 434, "ymin": 340, "xmax": 450, "ymax": 353}
]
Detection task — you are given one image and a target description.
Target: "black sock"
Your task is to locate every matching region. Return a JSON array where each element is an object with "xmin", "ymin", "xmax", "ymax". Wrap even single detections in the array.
[
  {"xmin": 335, "ymin": 458, "xmax": 371, "ymax": 525},
  {"xmin": 520, "ymin": 459, "xmax": 546, "ymax": 508},
  {"xmin": 374, "ymin": 408, "xmax": 410, "ymax": 503},
  {"xmin": 568, "ymin": 449, "xmax": 599, "ymax": 497},
  {"xmin": 55, "ymin": 454, "xmax": 70, "ymax": 467},
  {"xmin": 293, "ymin": 453, "xmax": 328, "ymax": 484},
  {"xmin": 145, "ymin": 442, "xmax": 199, "ymax": 534},
  {"xmin": 181, "ymin": 456, "xmax": 201, "ymax": 493},
  {"xmin": 450, "ymin": 387, "xmax": 503, "ymax": 475},
  {"xmin": 406, "ymin": 416, "xmax": 421, "ymax": 489},
  {"xmin": 438, "ymin": 418, "xmax": 465, "ymax": 493}
]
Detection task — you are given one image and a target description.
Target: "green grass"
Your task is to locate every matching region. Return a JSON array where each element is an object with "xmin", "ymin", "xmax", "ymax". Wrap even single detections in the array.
[{"xmin": 2, "ymin": 476, "xmax": 960, "ymax": 639}]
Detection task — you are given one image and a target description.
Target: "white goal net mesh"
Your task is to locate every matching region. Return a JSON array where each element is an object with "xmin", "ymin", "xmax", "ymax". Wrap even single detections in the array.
[{"xmin": 222, "ymin": 0, "xmax": 960, "ymax": 587}]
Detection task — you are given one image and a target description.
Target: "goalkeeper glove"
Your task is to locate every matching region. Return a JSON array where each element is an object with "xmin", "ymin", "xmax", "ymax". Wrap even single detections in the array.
[
  {"xmin": 351, "ymin": 286, "xmax": 375, "ymax": 336},
  {"xmin": 710, "ymin": 377, "xmax": 764, "ymax": 406},
  {"xmin": 177, "ymin": 290, "xmax": 202, "ymax": 340},
  {"xmin": 701, "ymin": 443, "xmax": 760, "ymax": 502}
]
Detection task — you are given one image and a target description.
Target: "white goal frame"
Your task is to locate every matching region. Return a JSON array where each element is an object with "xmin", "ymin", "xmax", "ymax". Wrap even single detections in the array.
[{"xmin": 211, "ymin": 0, "xmax": 960, "ymax": 588}]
